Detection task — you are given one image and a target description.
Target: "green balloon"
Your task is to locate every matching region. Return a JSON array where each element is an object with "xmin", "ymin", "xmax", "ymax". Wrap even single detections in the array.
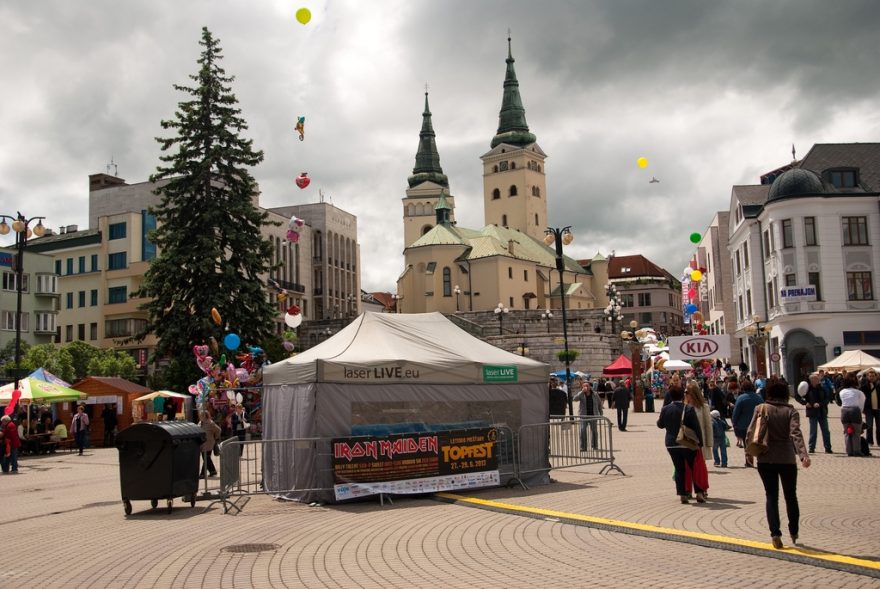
[{"xmin": 689, "ymin": 232, "xmax": 701, "ymax": 244}]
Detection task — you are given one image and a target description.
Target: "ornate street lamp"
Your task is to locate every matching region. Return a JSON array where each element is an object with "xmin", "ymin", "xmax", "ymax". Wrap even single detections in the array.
[
  {"xmin": 620, "ymin": 320, "xmax": 646, "ymax": 413},
  {"xmin": 453, "ymin": 285, "xmax": 462, "ymax": 312},
  {"xmin": 604, "ymin": 283, "xmax": 624, "ymax": 335},
  {"xmin": 493, "ymin": 302, "xmax": 509, "ymax": 335},
  {"xmin": 544, "ymin": 225, "xmax": 574, "ymax": 416},
  {"xmin": 516, "ymin": 342, "xmax": 529, "ymax": 356},
  {"xmin": 745, "ymin": 314, "xmax": 772, "ymax": 377},
  {"xmin": 391, "ymin": 293, "xmax": 404, "ymax": 314},
  {"xmin": 0, "ymin": 212, "xmax": 47, "ymax": 389},
  {"xmin": 541, "ymin": 308, "xmax": 554, "ymax": 333}
]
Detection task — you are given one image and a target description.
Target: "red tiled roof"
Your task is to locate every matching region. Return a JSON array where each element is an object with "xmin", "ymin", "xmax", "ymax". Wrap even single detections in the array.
[
  {"xmin": 370, "ymin": 292, "xmax": 396, "ymax": 311},
  {"xmin": 607, "ymin": 255, "xmax": 667, "ymax": 279}
]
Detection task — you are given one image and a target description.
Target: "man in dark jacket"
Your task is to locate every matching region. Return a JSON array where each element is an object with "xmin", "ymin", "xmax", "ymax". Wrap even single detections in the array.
[
  {"xmin": 611, "ymin": 383, "xmax": 632, "ymax": 431},
  {"xmin": 708, "ymin": 379, "xmax": 729, "ymax": 420},
  {"xmin": 795, "ymin": 373, "xmax": 833, "ymax": 453},
  {"xmin": 548, "ymin": 377, "xmax": 568, "ymax": 418},
  {"xmin": 732, "ymin": 383, "xmax": 763, "ymax": 467},
  {"xmin": 861, "ymin": 369, "xmax": 879, "ymax": 446}
]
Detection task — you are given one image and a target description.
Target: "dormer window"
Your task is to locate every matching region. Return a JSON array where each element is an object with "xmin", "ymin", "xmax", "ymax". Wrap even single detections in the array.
[
  {"xmin": 621, "ymin": 267, "xmax": 631, "ymax": 274},
  {"xmin": 828, "ymin": 169, "xmax": 858, "ymax": 188}
]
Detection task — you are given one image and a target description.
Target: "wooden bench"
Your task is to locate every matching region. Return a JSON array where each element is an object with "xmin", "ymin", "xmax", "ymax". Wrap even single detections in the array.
[{"xmin": 55, "ymin": 439, "xmax": 77, "ymax": 453}]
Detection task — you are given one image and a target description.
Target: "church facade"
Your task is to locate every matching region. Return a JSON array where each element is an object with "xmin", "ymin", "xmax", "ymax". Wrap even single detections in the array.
[{"xmin": 397, "ymin": 39, "xmax": 606, "ymax": 314}]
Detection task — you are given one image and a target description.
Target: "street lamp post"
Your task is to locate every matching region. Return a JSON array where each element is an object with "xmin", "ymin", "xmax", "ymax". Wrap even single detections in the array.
[
  {"xmin": 544, "ymin": 226, "xmax": 574, "ymax": 416},
  {"xmin": 391, "ymin": 293, "xmax": 403, "ymax": 314},
  {"xmin": 516, "ymin": 342, "xmax": 529, "ymax": 356},
  {"xmin": 493, "ymin": 302, "xmax": 509, "ymax": 335},
  {"xmin": 541, "ymin": 308, "xmax": 554, "ymax": 333},
  {"xmin": 0, "ymin": 212, "xmax": 47, "ymax": 389},
  {"xmin": 745, "ymin": 314, "xmax": 772, "ymax": 378},
  {"xmin": 604, "ymin": 283, "xmax": 624, "ymax": 351},
  {"xmin": 621, "ymin": 320, "xmax": 645, "ymax": 413},
  {"xmin": 453, "ymin": 285, "xmax": 462, "ymax": 312}
]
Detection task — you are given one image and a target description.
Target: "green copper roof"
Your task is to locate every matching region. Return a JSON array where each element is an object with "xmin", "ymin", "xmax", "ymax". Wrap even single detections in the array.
[
  {"xmin": 490, "ymin": 37, "xmax": 536, "ymax": 149},
  {"xmin": 434, "ymin": 190, "xmax": 452, "ymax": 225},
  {"xmin": 408, "ymin": 91, "xmax": 449, "ymax": 189}
]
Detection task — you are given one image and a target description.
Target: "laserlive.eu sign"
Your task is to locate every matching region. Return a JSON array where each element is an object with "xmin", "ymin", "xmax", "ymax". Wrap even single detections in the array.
[
  {"xmin": 779, "ymin": 285, "xmax": 817, "ymax": 303},
  {"xmin": 331, "ymin": 427, "xmax": 500, "ymax": 501},
  {"xmin": 668, "ymin": 335, "xmax": 732, "ymax": 361},
  {"xmin": 482, "ymin": 365, "xmax": 517, "ymax": 382}
]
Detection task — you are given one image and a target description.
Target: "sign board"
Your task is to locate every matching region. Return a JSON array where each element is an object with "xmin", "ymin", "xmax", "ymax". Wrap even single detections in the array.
[
  {"xmin": 778, "ymin": 285, "xmax": 817, "ymax": 303},
  {"xmin": 332, "ymin": 427, "xmax": 499, "ymax": 501},
  {"xmin": 0, "ymin": 252, "xmax": 12, "ymax": 268},
  {"xmin": 482, "ymin": 365, "xmax": 517, "ymax": 382},
  {"xmin": 770, "ymin": 352, "xmax": 781, "ymax": 363},
  {"xmin": 668, "ymin": 335, "xmax": 732, "ymax": 360}
]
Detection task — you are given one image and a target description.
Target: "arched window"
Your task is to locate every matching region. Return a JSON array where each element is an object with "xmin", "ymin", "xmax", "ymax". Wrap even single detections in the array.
[
  {"xmin": 422, "ymin": 224, "xmax": 432, "ymax": 235},
  {"xmin": 537, "ymin": 165, "xmax": 542, "ymax": 173},
  {"xmin": 509, "ymin": 185, "xmax": 517, "ymax": 197},
  {"xmin": 492, "ymin": 188, "xmax": 501, "ymax": 200},
  {"xmin": 443, "ymin": 267, "xmax": 451, "ymax": 296},
  {"xmin": 501, "ymin": 214, "xmax": 508, "ymax": 226},
  {"xmin": 535, "ymin": 187, "xmax": 540, "ymax": 197},
  {"xmin": 492, "ymin": 165, "xmax": 498, "ymax": 173},
  {"xmin": 510, "ymin": 161, "xmax": 516, "ymax": 169},
  {"xmin": 407, "ymin": 203, "xmax": 415, "ymax": 216}
]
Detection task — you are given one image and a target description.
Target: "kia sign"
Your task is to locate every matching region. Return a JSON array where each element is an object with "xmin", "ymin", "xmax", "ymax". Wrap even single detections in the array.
[{"xmin": 668, "ymin": 335, "xmax": 731, "ymax": 360}]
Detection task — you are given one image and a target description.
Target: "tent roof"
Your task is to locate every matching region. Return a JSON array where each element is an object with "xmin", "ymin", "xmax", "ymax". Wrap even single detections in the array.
[
  {"xmin": 132, "ymin": 390, "xmax": 190, "ymax": 402},
  {"xmin": 29, "ymin": 367, "xmax": 71, "ymax": 387},
  {"xmin": 264, "ymin": 311, "xmax": 549, "ymax": 385},
  {"xmin": 602, "ymin": 354, "xmax": 632, "ymax": 376},
  {"xmin": 818, "ymin": 349, "xmax": 880, "ymax": 372},
  {"xmin": 72, "ymin": 376, "xmax": 152, "ymax": 396}
]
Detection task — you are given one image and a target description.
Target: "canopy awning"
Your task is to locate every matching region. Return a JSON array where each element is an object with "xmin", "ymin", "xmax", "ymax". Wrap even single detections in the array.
[
  {"xmin": 602, "ymin": 354, "xmax": 632, "ymax": 377},
  {"xmin": 0, "ymin": 377, "xmax": 87, "ymax": 403},
  {"xmin": 818, "ymin": 349, "xmax": 880, "ymax": 372},
  {"xmin": 132, "ymin": 390, "xmax": 191, "ymax": 402}
]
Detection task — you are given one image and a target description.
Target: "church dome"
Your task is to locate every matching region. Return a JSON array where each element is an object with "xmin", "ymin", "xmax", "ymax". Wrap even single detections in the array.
[{"xmin": 767, "ymin": 168, "xmax": 825, "ymax": 202}]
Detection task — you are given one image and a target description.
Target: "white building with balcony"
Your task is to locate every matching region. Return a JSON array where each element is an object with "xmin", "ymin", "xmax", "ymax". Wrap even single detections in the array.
[
  {"xmin": 728, "ymin": 143, "xmax": 880, "ymax": 382},
  {"xmin": 0, "ymin": 249, "xmax": 59, "ymax": 353}
]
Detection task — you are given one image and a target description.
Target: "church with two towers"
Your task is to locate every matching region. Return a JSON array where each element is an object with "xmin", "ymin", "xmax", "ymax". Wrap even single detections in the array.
[{"xmin": 397, "ymin": 39, "xmax": 607, "ymax": 314}]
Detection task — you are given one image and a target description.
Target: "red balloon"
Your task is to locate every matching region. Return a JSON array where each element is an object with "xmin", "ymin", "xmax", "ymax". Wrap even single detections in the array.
[
  {"xmin": 688, "ymin": 288, "xmax": 697, "ymax": 299},
  {"xmin": 4, "ymin": 389, "xmax": 21, "ymax": 416},
  {"xmin": 295, "ymin": 172, "xmax": 310, "ymax": 189}
]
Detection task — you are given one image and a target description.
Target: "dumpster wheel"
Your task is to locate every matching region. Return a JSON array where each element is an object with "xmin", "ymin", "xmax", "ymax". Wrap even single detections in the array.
[
  {"xmin": 123, "ymin": 500, "xmax": 132, "ymax": 515},
  {"xmin": 166, "ymin": 499, "xmax": 173, "ymax": 514},
  {"xmin": 150, "ymin": 499, "xmax": 158, "ymax": 509}
]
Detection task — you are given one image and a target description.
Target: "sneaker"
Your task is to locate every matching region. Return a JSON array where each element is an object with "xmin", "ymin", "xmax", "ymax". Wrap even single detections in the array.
[
  {"xmin": 695, "ymin": 492, "xmax": 706, "ymax": 503},
  {"xmin": 825, "ymin": 449, "xmax": 833, "ymax": 454},
  {"xmin": 713, "ymin": 463, "xmax": 720, "ymax": 467},
  {"xmin": 771, "ymin": 536, "xmax": 783, "ymax": 549},
  {"xmin": 721, "ymin": 464, "xmax": 728, "ymax": 468},
  {"xmin": 790, "ymin": 534, "xmax": 798, "ymax": 545},
  {"xmin": 809, "ymin": 449, "xmax": 815, "ymax": 454},
  {"xmin": 680, "ymin": 495, "xmax": 689, "ymax": 504}
]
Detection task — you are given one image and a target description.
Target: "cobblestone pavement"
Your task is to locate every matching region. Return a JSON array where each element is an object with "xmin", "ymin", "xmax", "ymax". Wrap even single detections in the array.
[{"xmin": 3, "ymin": 403, "xmax": 879, "ymax": 589}]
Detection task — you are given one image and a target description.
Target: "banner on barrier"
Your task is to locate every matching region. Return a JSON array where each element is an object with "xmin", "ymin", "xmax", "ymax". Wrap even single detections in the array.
[{"xmin": 331, "ymin": 427, "xmax": 499, "ymax": 501}]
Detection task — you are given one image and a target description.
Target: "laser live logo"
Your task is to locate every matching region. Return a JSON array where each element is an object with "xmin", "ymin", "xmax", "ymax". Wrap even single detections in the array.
[{"xmin": 482, "ymin": 365, "xmax": 517, "ymax": 383}]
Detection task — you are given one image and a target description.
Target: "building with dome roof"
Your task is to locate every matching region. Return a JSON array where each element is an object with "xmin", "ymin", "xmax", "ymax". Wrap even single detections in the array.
[
  {"xmin": 727, "ymin": 143, "xmax": 880, "ymax": 382},
  {"xmin": 397, "ymin": 38, "xmax": 605, "ymax": 314}
]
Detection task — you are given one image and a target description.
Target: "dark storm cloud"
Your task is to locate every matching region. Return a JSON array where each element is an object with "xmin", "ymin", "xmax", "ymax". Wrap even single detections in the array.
[{"xmin": 2, "ymin": 0, "xmax": 879, "ymax": 290}]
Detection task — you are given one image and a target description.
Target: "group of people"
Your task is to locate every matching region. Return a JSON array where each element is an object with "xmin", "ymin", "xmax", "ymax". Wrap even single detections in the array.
[{"xmin": 655, "ymin": 367, "xmax": 877, "ymax": 550}]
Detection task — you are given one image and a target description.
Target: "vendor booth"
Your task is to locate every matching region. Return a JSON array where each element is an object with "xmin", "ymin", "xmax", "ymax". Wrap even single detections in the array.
[
  {"xmin": 262, "ymin": 312, "xmax": 550, "ymax": 503},
  {"xmin": 68, "ymin": 377, "xmax": 153, "ymax": 447},
  {"xmin": 131, "ymin": 391, "xmax": 193, "ymax": 423}
]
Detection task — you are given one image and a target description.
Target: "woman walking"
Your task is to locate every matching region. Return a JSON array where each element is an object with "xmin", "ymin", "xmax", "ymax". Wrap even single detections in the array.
[
  {"xmin": 749, "ymin": 378, "xmax": 810, "ymax": 549},
  {"xmin": 837, "ymin": 373, "xmax": 866, "ymax": 456},
  {"xmin": 657, "ymin": 385, "xmax": 705, "ymax": 503},
  {"xmin": 686, "ymin": 381, "xmax": 713, "ymax": 495}
]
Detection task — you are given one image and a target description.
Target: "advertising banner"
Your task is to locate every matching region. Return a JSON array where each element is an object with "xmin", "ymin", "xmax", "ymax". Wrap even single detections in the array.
[
  {"xmin": 332, "ymin": 427, "xmax": 499, "ymax": 501},
  {"xmin": 779, "ymin": 285, "xmax": 817, "ymax": 303},
  {"xmin": 668, "ymin": 335, "xmax": 732, "ymax": 360}
]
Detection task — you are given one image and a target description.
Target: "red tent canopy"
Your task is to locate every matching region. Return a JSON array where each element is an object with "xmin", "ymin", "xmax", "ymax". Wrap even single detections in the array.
[{"xmin": 602, "ymin": 354, "xmax": 632, "ymax": 377}]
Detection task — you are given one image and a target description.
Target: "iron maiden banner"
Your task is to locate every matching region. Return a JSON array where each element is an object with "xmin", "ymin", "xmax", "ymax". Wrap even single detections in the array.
[
  {"xmin": 668, "ymin": 335, "xmax": 732, "ymax": 360},
  {"xmin": 332, "ymin": 427, "xmax": 499, "ymax": 501}
]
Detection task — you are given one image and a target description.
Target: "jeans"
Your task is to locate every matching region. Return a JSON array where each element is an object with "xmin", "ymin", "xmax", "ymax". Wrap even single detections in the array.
[
  {"xmin": 667, "ymin": 447, "xmax": 702, "ymax": 496},
  {"xmin": 807, "ymin": 414, "xmax": 832, "ymax": 451},
  {"xmin": 616, "ymin": 407, "xmax": 628, "ymax": 430},
  {"xmin": 579, "ymin": 419, "xmax": 597, "ymax": 450},
  {"xmin": 712, "ymin": 438, "xmax": 728, "ymax": 466},
  {"xmin": 75, "ymin": 429, "xmax": 87, "ymax": 454},
  {"xmin": 865, "ymin": 407, "xmax": 879, "ymax": 446},
  {"xmin": 201, "ymin": 451, "xmax": 217, "ymax": 477},
  {"xmin": 756, "ymin": 462, "xmax": 799, "ymax": 538},
  {"xmin": 1, "ymin": 447, "xmax": 19, "ymax": 472}
]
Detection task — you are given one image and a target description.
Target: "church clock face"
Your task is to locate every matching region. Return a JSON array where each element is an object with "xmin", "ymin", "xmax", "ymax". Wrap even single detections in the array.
[{"xmin": 499, "ymin": 161, "xmax": 508, "ymax": 172}]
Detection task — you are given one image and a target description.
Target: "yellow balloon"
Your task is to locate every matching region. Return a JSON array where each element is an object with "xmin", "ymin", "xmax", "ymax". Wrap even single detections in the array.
[
  {"xmin": 690, "ymin": 270, "xmax": 703, "ymax": 282},
  {"xmin": 636, "ymin": 157, "xmax": 648, "ymax": 169},
  {"xmin": 296, "ymin": 7, "xmax": 311, "ymax": 24}
]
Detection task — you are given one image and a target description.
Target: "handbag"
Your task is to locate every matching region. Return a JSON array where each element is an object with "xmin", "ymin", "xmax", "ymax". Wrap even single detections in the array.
[
  {"xmin": 676, "ymin": 405, "xmax": 701, "ymax": 450},
  {"xmin": 745, "ymin": 404, "xmax": 770, "ymax": 457}
]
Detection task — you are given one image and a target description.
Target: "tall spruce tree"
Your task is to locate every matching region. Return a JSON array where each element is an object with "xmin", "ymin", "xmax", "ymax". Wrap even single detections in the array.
[{"xmin": 135, "ymin": 27, "xmax": 276, "ymax": 390}]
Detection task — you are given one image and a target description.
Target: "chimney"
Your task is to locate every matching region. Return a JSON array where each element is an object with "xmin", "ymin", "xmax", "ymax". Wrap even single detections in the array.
[
  {"xmin": 59, "ymin": 226, "xmax": 66, "ymax": 234},
  {"xmin": 89, "ymin": 173, "xmax": 127, "ymax": 192},
  {"xmin": 507, "ymin": 239, "xmax": 515, "ymax": 257},
  {"xmin": 66, "ymin": 224, "xmax": 78, "ymax": 233}
]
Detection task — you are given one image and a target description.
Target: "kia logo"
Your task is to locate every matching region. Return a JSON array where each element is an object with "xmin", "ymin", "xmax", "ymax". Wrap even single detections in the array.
[{"xmin": 680, "ymin": 338, "xmax": 719, "ymax": 358}]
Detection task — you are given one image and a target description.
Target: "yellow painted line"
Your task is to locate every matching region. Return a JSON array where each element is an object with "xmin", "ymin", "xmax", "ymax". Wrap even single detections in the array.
[{"xmin": 435, "ymin": 492, "xmax": 880, "ymax": 572}]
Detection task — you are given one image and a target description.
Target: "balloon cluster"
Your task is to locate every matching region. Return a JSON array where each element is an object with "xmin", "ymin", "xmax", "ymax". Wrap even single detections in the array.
[
  {"xmin": 187, "ymin": 329, "xmax": 268, "ymax": 412},
  {"xmin": 682, "ymin": 257, "xmax": 709, "ymax": 334}
]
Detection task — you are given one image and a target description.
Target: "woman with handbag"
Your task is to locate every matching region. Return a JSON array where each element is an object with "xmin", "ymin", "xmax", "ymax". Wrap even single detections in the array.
[
  {"xmin": 747, "ymin": 378, "xmax": 810, "ymax": 549},
  {"xmin": 685, "ymin": 381, "xmax": 713, "ymax": 496},
  {"xmin": 657, "ymin": 385, "xmax": 705, "ymax": 503}
]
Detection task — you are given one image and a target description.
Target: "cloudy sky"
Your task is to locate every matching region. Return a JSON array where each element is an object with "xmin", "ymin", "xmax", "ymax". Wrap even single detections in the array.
[{"xmin": 3, "ymin": 0, "xmax": 879, "ymax": 292}]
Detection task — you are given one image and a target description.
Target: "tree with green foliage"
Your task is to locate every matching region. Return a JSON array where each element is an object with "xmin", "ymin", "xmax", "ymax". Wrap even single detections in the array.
[
  {"xmin": 133, "ymin": 27, "xmax": 277, "ymax": 392},
  {"xmin": 66, "ymin": 341, "xmax": 102, "ymax": 382},
  {"xmin": 1, "ymin": 339, "xmax": 30, "ymax": 377},
  {"xmin": 87, "ymin": 350, "xmax": 138, "ymax": 381},
  {"xmin": 21, "ymin": 344, "xmax": 75, "ymax": 383}
]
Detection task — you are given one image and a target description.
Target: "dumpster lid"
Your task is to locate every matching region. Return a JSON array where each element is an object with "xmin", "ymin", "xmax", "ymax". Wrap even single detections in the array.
[{"xmin": 116, "ymin": 421, "xmax": 204, "ymax": 443}]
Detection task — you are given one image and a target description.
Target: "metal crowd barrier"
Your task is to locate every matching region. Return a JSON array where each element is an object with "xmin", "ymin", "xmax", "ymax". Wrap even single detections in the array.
[{"xmin": 517, "ymin": 417, "xmax": 625, "ymax": 482}]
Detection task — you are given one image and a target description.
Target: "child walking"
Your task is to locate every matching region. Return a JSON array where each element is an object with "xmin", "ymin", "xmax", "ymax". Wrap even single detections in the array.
[{"xmin": 711, "ymin": 409, "xmax": 730, "ymax": 467}]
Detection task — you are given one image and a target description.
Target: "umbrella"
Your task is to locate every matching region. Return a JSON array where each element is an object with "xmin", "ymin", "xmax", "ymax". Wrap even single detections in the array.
[
  {"xmin": 0, "ymin": 377, "xmax": 87, "ymax": 403},
  {"xmin": 28, "ymin": 367, "xmax": 72, "ymax": 388}
]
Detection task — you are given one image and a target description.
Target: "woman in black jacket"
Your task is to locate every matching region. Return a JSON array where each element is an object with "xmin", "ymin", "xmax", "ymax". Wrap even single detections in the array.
[{"xmin": 657, "ymin": 385, "xmax": 704, "ymax": 503}]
